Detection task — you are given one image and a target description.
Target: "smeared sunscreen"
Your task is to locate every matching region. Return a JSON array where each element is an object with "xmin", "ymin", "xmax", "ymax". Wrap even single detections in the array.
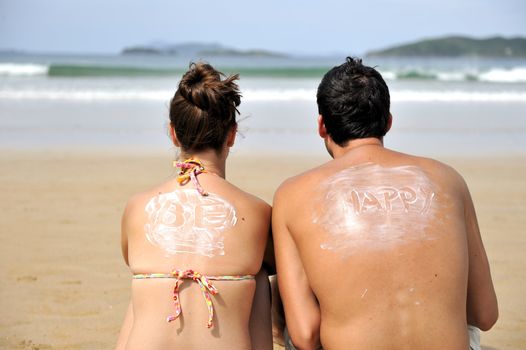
[
  {"xmin": 313, "ymin": 164, "xmax": 438, "ymax": 255},
  {"xmin": 144, "ymin": 189, "xmax": 237, "ymax": 257}
]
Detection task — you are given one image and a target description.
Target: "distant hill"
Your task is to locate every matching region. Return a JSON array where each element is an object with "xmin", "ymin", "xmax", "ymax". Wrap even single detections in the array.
[
  {"xmin": 121, "ymin": 42, "xmax": 286, "ymax": 58},
  {"xmin": 198, "ymin": 48, "xmax": 285, "ymax": 58},
  {"xmin": 121, "ymin": 47, "xmax": 169, "ymax": 55},
  {"xmin": 366, "ymin": 36, "xmax": 526, "ymax": 58},
  {"xmin": 121, "ymin": 42, "xmax": 216, "ymax": 56}
]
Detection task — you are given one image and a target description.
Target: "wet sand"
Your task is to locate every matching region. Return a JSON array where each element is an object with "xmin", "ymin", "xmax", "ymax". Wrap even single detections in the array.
[{"xmin": 0, "ymin": 150, "xmax": 524, "ymax": 350}]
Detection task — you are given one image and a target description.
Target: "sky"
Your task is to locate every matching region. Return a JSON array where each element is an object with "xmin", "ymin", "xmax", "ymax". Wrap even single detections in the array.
[{"xmin": 1, "ymin": 0, "xmax": 525, "ymax": 55}]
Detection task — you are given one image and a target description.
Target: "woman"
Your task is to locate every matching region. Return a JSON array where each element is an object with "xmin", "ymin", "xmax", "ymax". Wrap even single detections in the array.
[{"xmin": 115, "ymin": 63, "xmax": 272, "ymax": 349}]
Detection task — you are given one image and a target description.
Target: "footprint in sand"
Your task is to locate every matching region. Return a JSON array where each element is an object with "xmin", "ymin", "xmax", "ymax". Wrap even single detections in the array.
[
  {"xmin": 16, "ymin": 276, "xmax": 37, "ymax": 282},
  {"xmin": 17, "ymin": 340, "xmax": 53, "ymax": 350},
  {"xmin": 60, "ymin": 280, "xmax": 82, "ymax": 285}
]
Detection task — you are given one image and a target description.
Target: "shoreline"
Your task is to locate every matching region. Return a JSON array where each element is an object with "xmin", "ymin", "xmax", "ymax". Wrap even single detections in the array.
[{"xmin": 0, "ymin": 150, "xmax": 524, "ymax": 349}]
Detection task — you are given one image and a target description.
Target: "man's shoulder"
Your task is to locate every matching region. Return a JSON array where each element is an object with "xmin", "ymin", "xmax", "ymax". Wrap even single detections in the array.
[
  {"xmin": 420, "ymin": 155, "xmax": 460, "ymax": 175},
  {"xmin": 407, "ymin": 154, "xmax": 467, "ymax": 191}
]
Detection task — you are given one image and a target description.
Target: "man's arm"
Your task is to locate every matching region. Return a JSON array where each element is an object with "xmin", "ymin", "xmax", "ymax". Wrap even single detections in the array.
[
  {"xmin": 273, "ymin": 184, "xmax": 321, "ymax": 350},
  {"xmin": 462, "ymin": 179, "xmax": 498, "ymax": 331}
]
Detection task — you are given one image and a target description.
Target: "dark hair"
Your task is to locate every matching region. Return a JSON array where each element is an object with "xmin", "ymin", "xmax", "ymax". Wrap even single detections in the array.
[
  {"xmin": 169, "ymin": 62, "xmax": 241, "ymax": 153},
  {"xmin": 316, "ymin": 57, "xmax": 390, "ymax": 146}
]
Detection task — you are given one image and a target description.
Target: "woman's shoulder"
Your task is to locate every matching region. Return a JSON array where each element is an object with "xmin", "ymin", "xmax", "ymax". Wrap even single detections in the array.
[
  {"xmin": 221, "ymin": 180, "xmax": 271, "ymax": 214},
  {"xmin": 122, "ymin": 180, "xmax": 176, "ymax": 218}
]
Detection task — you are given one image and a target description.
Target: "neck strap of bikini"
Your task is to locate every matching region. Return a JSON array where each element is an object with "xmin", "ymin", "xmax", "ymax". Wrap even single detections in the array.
[{"xmin": 173, "ymin": 158, "xmax": 208, "ymax": 196}]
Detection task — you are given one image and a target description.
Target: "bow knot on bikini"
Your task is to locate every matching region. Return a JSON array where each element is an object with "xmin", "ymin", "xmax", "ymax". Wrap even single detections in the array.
[
  {"xmin": 133, "ymin": 271, "xmax": 255, "ymax": 327},
  {"xmin": 173, "ymin": 158, "xmax": 208, "ymax": 196},
  {"xmin": 167, "ymin": 269, "xmax": 219, "ymax": 328}
]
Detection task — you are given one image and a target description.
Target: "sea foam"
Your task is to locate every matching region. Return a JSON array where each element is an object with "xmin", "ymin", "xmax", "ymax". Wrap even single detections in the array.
[
  {"xmin": 1, "ymin": 88, "xmax": 526, "ymax": 103},
  {"xmin": 478, "ymin": 68, "xmax": 526, "ymax": 83},
  {"xmin": 0, "ymin": 63, "xmax": 48, "ymax": 76},
  {"xmin": 1, "ymin": 62, "xmax": 526, "ymax": 83}
]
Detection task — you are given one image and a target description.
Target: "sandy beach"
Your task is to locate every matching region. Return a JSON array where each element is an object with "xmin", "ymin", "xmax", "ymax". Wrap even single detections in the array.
[{"xmin": 0, "ymin": 150, "xmax": 524, "ymax": 350}]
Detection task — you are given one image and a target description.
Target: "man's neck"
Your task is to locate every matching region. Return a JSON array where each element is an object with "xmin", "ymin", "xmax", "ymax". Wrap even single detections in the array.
[{"xmin": 330, "ymin": 137, "xmax": 384, "ymax": 159}]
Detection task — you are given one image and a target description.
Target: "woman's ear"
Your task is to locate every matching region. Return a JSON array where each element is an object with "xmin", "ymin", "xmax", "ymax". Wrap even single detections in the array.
[
  {"xmin": 318, "ymin": 115, "xmax": 328, "ymax": 139},
  {"xmin": 169, "ymin": 125, "xmax": 181, "ymax": 147},
  {"xmin": 386, "ymin": 113, "xmax": 393, "ymax": 133},
  {"xmin": 226, "ymin": 124, "xmax": 237, "ymax": 147}
]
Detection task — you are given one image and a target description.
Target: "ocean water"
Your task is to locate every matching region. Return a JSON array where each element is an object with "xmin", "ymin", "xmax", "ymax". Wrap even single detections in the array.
[{"xmin": 1, "ymin": 52, "xmax": 526, "ymax": 157}]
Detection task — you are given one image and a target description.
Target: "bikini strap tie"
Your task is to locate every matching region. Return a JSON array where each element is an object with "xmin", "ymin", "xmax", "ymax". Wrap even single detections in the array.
[
  {"xmin": 173, "ymin": 158, "xmax": 208, "ymax": 196},
  {"xmin": 167, "ymin": 269, "xmax": 219, "ymax": 328}
]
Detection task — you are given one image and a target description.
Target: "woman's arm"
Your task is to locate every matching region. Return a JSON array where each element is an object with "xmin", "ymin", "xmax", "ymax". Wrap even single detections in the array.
[
  {"xmin": 262, "ymin": 232, "xmax": 276, "ymax": 275},
  {"xmin": 249, "ymin": 270, "xmax": 273, "ymax": 350},
  {"xmin": 270, "ymin": 275, "xmax": 286, "ymax": 347},
  {"xmin": 115, "ymin": 200, "xmax": 135, "ymax": 349},
  {"xmin": 115, "ymin": 301, "xmax": 133, "ymax": 350}
]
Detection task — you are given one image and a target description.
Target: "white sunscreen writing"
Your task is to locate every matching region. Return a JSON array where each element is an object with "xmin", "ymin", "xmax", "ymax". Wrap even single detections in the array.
[
  {"xmin": 144, "ymin": 189, "xmax": 237, "ymax": 257},
  {"xmin": 313, "ymin": 164, "xmax": 438, "ymax": 255}
]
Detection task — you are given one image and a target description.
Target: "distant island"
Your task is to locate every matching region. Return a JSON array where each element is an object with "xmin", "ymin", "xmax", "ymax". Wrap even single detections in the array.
[
  {"xmin": 121, "ymin": 42, "xmax": 286, "ymax": 58},
  {"xmin": 198, "ymin": 48, "xmax": 285, "ymax": 58},
  {"xmin": 366, "ymin": 36, "xmax": 526, "ymax": 58},
  {"xmin": 121, "ymin": 47, "xmax": 175, "ymax": 55}
]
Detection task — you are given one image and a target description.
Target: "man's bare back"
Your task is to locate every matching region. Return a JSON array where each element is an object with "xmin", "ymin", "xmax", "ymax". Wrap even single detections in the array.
[{"xmin": 273, "ymin": 58, "xmax": 497, "ymax": 350}]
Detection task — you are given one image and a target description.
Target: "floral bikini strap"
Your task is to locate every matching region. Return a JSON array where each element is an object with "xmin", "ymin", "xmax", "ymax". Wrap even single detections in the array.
[{"xmin": 174, "ymin": 158, "xmax": 208, "ymax": 196}]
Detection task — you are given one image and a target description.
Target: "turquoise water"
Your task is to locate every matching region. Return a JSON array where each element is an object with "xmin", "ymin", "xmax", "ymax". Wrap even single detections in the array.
[{"xmin": 1, "ymin": 53, "xmax": 526, "ymax": 156}]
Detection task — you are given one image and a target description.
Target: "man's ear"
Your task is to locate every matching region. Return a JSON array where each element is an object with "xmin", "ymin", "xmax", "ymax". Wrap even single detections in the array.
[
  {"xmin": 226, "ymin": 124, "xmax": 237, "ymax": 147},
  {"xmin": 318, "ymin": 115, "xmax": 328, "ymax": 139},
  {"xmin": 169, "ymin": 125, "xmax": 181, "ymax": 147}
]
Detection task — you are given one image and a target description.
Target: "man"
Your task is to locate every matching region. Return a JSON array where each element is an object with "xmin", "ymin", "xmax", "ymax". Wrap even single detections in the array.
[{"xmin": 272, "ymin": 57, "xmax": 498, "ymax": 350}]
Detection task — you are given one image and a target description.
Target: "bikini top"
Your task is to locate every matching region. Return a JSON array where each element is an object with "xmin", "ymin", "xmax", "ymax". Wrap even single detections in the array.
[{"xmin": 134, "ymin": 158, "xmax": 255, "ymax": 328}]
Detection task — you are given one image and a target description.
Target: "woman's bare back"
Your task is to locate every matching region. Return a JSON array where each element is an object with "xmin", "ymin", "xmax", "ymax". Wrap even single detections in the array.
[{"xmin": 119, "ymin": 170, "xmax": 270, "ymax": 349}]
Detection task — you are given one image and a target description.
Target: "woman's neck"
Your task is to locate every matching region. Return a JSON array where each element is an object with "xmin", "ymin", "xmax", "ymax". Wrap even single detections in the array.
[{"xmin": 179, "ymin": 149, "xmax": 227, "ymax": 178}]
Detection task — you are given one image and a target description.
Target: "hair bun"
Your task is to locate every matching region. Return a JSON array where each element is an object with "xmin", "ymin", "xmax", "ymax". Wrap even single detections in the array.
[
  {"xmin": 169, "ymin": 62, "xmax": 241, "ymax": 152},
  {"xmin": 178, "ymin": 62, "xmax": 240, "ymax": 112}
]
